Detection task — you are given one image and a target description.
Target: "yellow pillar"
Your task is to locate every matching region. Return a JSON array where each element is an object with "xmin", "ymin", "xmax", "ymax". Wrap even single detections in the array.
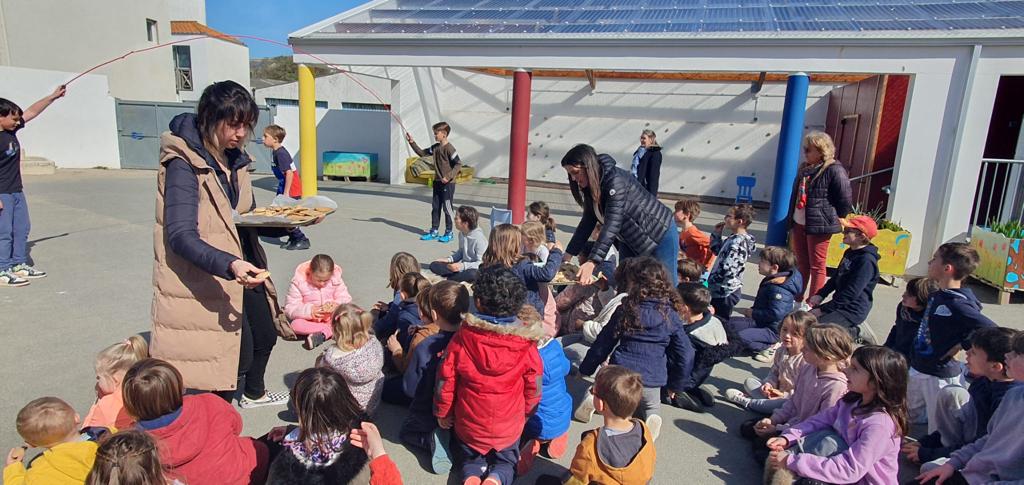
[{"xmin": 297, "ymin": 64, "xmax": 317, "ymax": 196}]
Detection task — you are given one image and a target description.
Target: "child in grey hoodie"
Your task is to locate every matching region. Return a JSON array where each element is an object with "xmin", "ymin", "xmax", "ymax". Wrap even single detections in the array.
[{"xmin": 430, "ymin": 206, "xmax": 487, "ymax": 283}]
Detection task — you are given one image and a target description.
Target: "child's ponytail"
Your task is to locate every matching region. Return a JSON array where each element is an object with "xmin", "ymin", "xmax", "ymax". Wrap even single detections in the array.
[
  {"xmin": 331, "ymin": 304, "xmax": 374, "ymax": 352},
  {"xmin": 95, "ymin": 335, "xmax": 150, "ymax": 386}
]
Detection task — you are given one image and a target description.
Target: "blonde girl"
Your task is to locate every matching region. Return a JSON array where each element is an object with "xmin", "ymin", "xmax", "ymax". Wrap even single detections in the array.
[
  {"xmin": 83, "ymin": 335, "xmax": 149, "ymax": 430},
  {"xmin": 318, "ymin": 304, "xmax": 385, "ymax": 414},
  {"xmin": 521, "ymin": 221, "xmax": 550, "ymax": 264},
  {"xmin": 482, "ymin": 224, "xmax": 563, "ymax": 336},
  {"xmin": 725, "ymin": 311, "xmax": 815, "ymax": 414}
]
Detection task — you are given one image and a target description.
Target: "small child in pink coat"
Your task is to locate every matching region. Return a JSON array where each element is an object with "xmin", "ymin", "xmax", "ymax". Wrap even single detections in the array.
[{"xmin": 285, "ymin": 254, "xmax": 353, "ymax": 350}]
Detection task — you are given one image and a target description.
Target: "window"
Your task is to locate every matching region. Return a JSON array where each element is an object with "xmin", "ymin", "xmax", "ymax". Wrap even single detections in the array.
[
  {"xmin": 266, "ymin": 98, "xmax": 328, "ymax": 109},
  {"xmin": 146, "ymin": 19, "xmax": 158, "ymax": 42},
  {"xmin": 173, "ymin": 46, "xmax": 192, "ymax": 92},
  {"xmin": 342, "ymin": 102, "xmax": 390, "ymax": 111}
]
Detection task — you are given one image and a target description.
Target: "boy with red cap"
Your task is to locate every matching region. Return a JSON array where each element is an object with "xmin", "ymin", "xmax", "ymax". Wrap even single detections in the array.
[{"xmin": 808, "ymin": 215, "xmax": 881, "ymax": 344}]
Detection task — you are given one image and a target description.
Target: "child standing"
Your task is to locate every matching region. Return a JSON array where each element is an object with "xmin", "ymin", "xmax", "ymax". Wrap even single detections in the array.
[
  {"xmin": 527, "ymin": 201, "xmax": 558, "ymax": 243},
  {"xmin": 519, "ymin": 306, "xmax": 573, "ymax": 475},
  {"xmin": 408, "ymin": 122, "xmax": 461, "ymax": 243},
  {"xmin": 262, "ymin": 124, "xmax": 309, "ymax": 251},
  {"xmin": 430, "ymin": 206, "xmax": 487, "ymax": 283},
  {"xmin": 766, "ymin": 346, "xmax": 908, "ymax": 485},
  {"xmin": 909, "ymin": 242, "xmax": 996, "ymax": 432},
  {"xmin": 4, "ymin": 397, "xmax": 97, "ymax": 485},
  {"xmin": 673, "ymin": 199, "xmax": 715, "ymax": 271},
  {"xmin": 318, "ymin": 304, "xmax": 385, "ymax": 415},
  {"xmin": 725, "ymin": 311, "xmax": 814, "ymax": 415},
  {"xmin": 809, "ymin": 215, "xmax": 881, "ymax": 344},
  {"xmin": 482, "ymin": 224, "xmax": 563, "ymax": 319},
  {"xmin": 883, "ymin": 277, "xmax": 939, "ymax": 360},
  {"xmin": 285, "ymin": 254, "xmax": 354, "ymax": 350},
  {"xmin": 434, "ymin": 268, "xmax": 544, "ymax": 485},
  {"xmin": 0, "ymin": 86, "xmax": 65, "ymax": 287},
  {"xmin": 83, "ymin": 335, "xmax": 149, "ymax": 431},
  {"xmin": 578, "ymin": 256, "xmax": 693, "ymax": 441},
  {"xmin": 727, "ymin": 246, "xmax": 803, "ymax": 362},
  {"xmin": 670, "ymin": 282, "xmax": 740, "ymax": 413},
  {"xmin": 708, "ymin": 204, "xmax": 756, "ymax": 318}
]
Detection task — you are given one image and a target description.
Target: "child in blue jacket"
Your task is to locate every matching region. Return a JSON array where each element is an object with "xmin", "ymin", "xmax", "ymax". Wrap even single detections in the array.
[
  {"xmin": 374, "ymin": 272, "xmax": 429, "ymax": 364},
  {"xmin": 727, "ymin": 246, "xmax": 803, "ymax": 362},
  {"xmin": 517, "ymin": 306, "xmax": 572, "ymax": 475}
]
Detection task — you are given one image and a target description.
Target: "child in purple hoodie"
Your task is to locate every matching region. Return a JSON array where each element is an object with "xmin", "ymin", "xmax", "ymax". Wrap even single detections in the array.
[{"xmin": 766, "ymin": 346, "xmax": 907, "ymax": 485}]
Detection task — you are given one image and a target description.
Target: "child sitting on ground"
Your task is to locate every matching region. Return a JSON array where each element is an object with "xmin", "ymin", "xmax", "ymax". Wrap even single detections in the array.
[
  {"xmin": 318, "ymin": 304, "xmax": 385, "ymax": 415},
  {"xmin": 669, "ymin": 282, "xmax": 742, "ymax": 413},
  {"xmin": 883, "ymin": 276, "xmax": 938, "ymax": 360},
  {"xmin": 83, "ymin": 335, "xmax": 149, "ymax": 431},
  {"xmin": 522, "ymin": 221, "xmax": 551, "ymax": 265},
  {"xmin": 727, "ymin": 246, "xmax": 803, "ymax": 362},
  {"xmin": 904, "ymin": 327, "xmax": 1021, "ymax": 466},
  {"xmin": 674, "ymin": 199, "xmax": 715, "ymax": 272},
  {"xmin": 708, "ymin": 204, "xmax": 756, "ymax": 318},
  {"xmin": 379, "ymin": 252, "xmax": 420, "ymax": 308},
  {"xmin": 808, "ymin": 215, "xmax": 880, "ymax": 344},
  {"xmin": 482, "ymin": 224, "xmax": 563, "ymax": 333},
  {"xmin": 430, "ymin": 206, "xmax": 487, "ymax": 283},
  {"xmin": 578, "ymin": 256, "xmax": 693, "ymax": 442},
  {"xmin": 766, "ymin": 346, "xmax": 907, "ymax": 485},
  {"xmin": 85, "ymin": 430, "xmax": 176, "ymax": 485},
  {"xmin": 382, "ymin": 287, "xmax": 435, "ymax": 407},
  {"xmin": 434, "ymin": 268, "xmax": 544, "ymax": 485},
  {"xmin": 519, "ymin": 305, "xmax": 573, "ymax": 475},
  {"xmin": 677, "ymin": 256, "xmax": 704, "ymax": 287},
  {"xmin": 374, "ymin": 272, "xmax": 429, "ymax": 360},
  {"xmin": 4, "ymin": 397, "xmax": 98, "ymax": 485},
  {"xmin": 285, "ymin": 254, "xmax": 354, "ymax": 350},
  {"xmin": 527, "ymin": 201, "xmax": 558, "ymax": 243},
  {"xmin": 266, "ymin": 367, "xmax": 372, "ymax": 483},
  {"xmin": 909, "ymin": 242, "xmax": 996, "ymax": 432},
  {"xmin": 556, "ymin": 242, "xmax": 616, "ymax": 336},
  {"xmin": 915, "ymin": 329, "xmax": 1024, "ymax": 485},
  {"xmin": 725, "ymin": 311, "xmax": 814, "ymax": 415},
  {"xmin": 745, "ymin": 324, "xmax": 852, "ymax": 463},
  {"xmin": 400, "ymin": 281, "xmax": 469, "ymax": 475},
  {"xmin": 123, "ymin": 359, "xmax": 269, "ymax": 485}
]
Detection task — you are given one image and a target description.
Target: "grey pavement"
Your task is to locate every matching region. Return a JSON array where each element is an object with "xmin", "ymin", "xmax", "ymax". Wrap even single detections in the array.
[{"xmin": 2, "ymin": 169, "xmax": 1021, "ymax": 484}]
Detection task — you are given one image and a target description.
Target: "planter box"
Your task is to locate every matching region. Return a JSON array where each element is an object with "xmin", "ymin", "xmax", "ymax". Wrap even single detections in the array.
[
  {"xmin": 324, "ymin": 151, "xmax": 377, "ymax": 180},
  {"xmin": 971, "ymin": 226, "xmax": 1023, "ymax": 292},
  {"xmin": 826, "ymin": 229, "xmax": 911, "ymax": 276}
]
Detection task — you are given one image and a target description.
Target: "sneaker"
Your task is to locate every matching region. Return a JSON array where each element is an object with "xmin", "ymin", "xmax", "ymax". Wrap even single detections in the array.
[
  {"xmin": 303, "ymin": 332, "xmax": 326, "ymax": 351},
  {"xmin": 429, "ymin": 428, "xmax": 452, "ymax": 474},
  {"xmin": 420, "ymin": 230, "xmax": 439, "ymax": 241},
  {"xmin": 463, "ymin": 477, "xmax": 482, "ymax": 485},
  {"xmin": 695, "ymin": 385, "xmax": 717, "ymax": 408},
  {"xmin": 483, "ymin": 478, "xmax": 501, "ymax": 485},
  {"xmin": 796, "ymin": 301, "xmax": 811, "ymax": 312},
  {"xmin": 645, "ymin": 414, "xmax": 663, "ymax": 442},
  {"xmin": 11, "ymin": 264, "xmax": 46, "ymax": 279},
  {"xmin": 0, "ymin": 270, "xmax": 30, "ymax": 287},
  {"xmin": 724, "ymin": 388, "xmax": 752, "ymax": 409},
  {"xmin": 238, "ymin": 390, "xmax": 289, "ymax": 409},
  {"xmin": 754, "ymin": 343, "xmax": 781, "ymax": 363},
  {"xmin": 574, "ymin": 392, "xmax": 596, "ymax": 423},
  {"xmin": 517, "ymin": 438, "xmax": 541, "ymax": 475},
  {"xmin": 673, "ymin": 391, "xmax": 705, "ymax": 413},
  {"xmin": 437, "ymin": 232, "xmax": 453, "ymax": 243},
  {"xmin": 545, "ymin": 432, "xmax": 569, "ymax": 459},
  {"xmin": 856, "ymin": 323, "xmax": 880, "ymax": 345},
  {"xmin": 285, "ymin": 238, "xmax": 310, "ymax": 251}
]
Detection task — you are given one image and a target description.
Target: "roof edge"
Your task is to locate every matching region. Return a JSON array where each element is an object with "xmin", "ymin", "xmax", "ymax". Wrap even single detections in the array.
[{"xmin": 289, "ymin": 0, "xmax": 390, "ymax": 39}]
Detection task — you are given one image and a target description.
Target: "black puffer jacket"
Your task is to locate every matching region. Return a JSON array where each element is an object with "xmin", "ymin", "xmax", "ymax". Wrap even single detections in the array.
[
  {"xmin": 788, "ymin": 161, "xmax": 853, "ymax": 235},
  {"xmin": 566, "ymin": 154, "xmax": 673, "ymax": 265}
]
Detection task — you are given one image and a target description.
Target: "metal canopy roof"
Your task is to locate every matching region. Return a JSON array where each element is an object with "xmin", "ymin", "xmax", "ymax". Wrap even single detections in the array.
[{"xmin": 293, "ymin": 0, "xmax": 1024, "ymax": 40}]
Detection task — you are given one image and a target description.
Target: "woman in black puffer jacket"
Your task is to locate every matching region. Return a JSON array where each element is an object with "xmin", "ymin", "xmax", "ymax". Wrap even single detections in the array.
[
  {"xmin": 787, "ymin": 131, "xmax": 852, "ymax": 303},
  {"xmin": 561, "ymin": 144, "xmax": 680, "ymax": 286},
  {"xmin": 632, "ymin": 129, "xmax": 663, "ymax": 195}
]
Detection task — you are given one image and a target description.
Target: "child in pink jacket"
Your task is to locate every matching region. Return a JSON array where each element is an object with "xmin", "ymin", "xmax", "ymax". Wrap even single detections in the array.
[{"xmin": 285, "ymin": 254, "xmax": 353, "ymax": 350}]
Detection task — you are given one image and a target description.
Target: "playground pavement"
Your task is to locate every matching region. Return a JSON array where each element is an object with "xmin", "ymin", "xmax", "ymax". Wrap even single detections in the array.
[{"xmin": 2, "ymin": 169, "xmax": 1020, "ymax": 484}]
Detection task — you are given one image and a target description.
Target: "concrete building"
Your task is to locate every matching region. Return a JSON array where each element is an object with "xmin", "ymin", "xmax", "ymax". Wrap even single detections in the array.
[
  {"xmin": 288, "ymin": 0, "xmax": 1024, "ymax": 275},
  {"xmin": 169, "ymin": 21, "xmax": 251, "ymax": 102}
]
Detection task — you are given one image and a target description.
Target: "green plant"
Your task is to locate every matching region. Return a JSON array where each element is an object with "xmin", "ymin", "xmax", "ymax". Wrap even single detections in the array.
[
  {"xmin": 849, "ymin": 204, "xmax": 907, "ymax": 233},
  {"xmin": 987, "ymin": 219, "xmax": 1024, "ymax": 239}
]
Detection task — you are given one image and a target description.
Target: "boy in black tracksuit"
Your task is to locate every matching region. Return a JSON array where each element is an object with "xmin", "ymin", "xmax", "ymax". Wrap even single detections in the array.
[
  {"xmin": 809, "ymin": 215, "xmax": 880, "ymax": 344},
  {"xmin": 407, "ymin": 121, "xmax": 461, "ymax": 244}
]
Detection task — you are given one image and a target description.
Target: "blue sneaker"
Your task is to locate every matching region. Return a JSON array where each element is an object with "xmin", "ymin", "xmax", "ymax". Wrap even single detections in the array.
[
  {"xmin": 429, "ymin": 428, "xmax": 452, "ymax": 474},
  {"xmin": 420, "ymin": 230, "xmax": 438, "ymax": 241},
  {"xmin": 437, "ymin": 232, "xmax": 453, "ymax": 243}
]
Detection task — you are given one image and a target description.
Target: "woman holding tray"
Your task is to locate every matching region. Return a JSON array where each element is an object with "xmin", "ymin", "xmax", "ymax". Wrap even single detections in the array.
[{"xmin": 151, "ymin": 81, "xmax": 315, "ymax": 407}]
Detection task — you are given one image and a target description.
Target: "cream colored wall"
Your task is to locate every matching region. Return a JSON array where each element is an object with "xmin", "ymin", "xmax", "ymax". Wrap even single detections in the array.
[
  {"xmin": 168, "ymin": 0, "xmax": 205, "ymax": 23},
  {"xmin": 177, "ymin": 38, "xmax": 251, "ymax": 102},
  {"xmin": 253, "ymin": 70, "xmax": 394, "ymax": 108}
]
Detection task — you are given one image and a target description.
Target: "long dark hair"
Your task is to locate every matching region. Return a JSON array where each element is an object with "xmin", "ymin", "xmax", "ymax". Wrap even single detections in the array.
[
  {"xmin": 291, "ymin": 367, "xmax": 363, "ymax": 449},
  {"xmin": 560, "ymin": 144, "xmax": 603, "ymax": 210},
  {"xmin": 196, "ymin": 80, "xmax": 259, "ymax": 147},
  {"xmin": 842, "ymin": 346, "xmax": 910, "ymax": 437},
  {"xmin": 614, "ymin": 257, "xmax": 681, "ymax": 335}
]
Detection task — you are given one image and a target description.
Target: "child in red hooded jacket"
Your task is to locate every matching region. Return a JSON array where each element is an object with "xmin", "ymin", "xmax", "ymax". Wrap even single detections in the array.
[{"xmin": 435, "ymin": 268, "xmax": 544, "ymax": 485}]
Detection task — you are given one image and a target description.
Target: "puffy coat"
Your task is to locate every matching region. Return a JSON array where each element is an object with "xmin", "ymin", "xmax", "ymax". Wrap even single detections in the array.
[
  {"xmin": 816, "ymin": 244, "xmax": 880, "ymax": 326},
  {"xmin": 566, "ymin": 419, "xmax": 656, "ymax": 485},
  {"xmin": 788, "ymin": 161, "xmax": 853, "ymax": 235},
  {"xmin": 636, "ymin": 145, "xmax": 663, "ymax": 195},
  {"xmin": 751, "ymin": 271, "xmax": 804, "ymax": 333},
  {"xmin": 566, "ymin": 154, "xmax": 673, "ymax": 265},
  {"xmin": 507, "ymin": 248, "xmax": 563, "ymax": 315},
  {"xmin": 525, "ymin": 337, "xmax": 572, "ymax": 441},
  {"xmin": 373, "ymin": 299, "xmax": 421, "ymax": 350},
  {"xmin": 141, "ymin": 393, "xmax": 267, "ymax": 485},
  {"xmin": 435, "ymin": 313, "xmax": 544, "ymax": 454},
  {"xmin": 284, "ymin": 260, "xmax": 353, "ymax": 320},
  {"xmin": 2, "ymin": 440, "xmax": 97, "ymax": 485}
]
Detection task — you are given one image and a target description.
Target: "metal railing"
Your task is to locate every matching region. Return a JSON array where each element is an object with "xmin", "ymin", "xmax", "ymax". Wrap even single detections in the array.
[{"xmin": 969, "ymin": 158, "xmax": 1024, "ymax": 235}]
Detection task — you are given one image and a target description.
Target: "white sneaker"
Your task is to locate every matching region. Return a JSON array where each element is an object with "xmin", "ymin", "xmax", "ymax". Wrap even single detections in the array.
[
  {"xmin": 795, "ymin": 301, "xmax": 811, "ymax": 312},
  {"xmin": 574, "ymin": 392, "xmax": 596, "ymax": 423},
  {"xmin": 11, "ymin": 263, "xmax": 46, "ymax": 279},
  {"xmin": 238, "ymin": 390, "xmax": 289, "ymax": 409},
  {"xmin": 645, "ymin": 414, "xmax": 663, "ymax": 442},
  {"xmin": 754, "ymin": 343, "xmax": 781, "ymax": 363},
  {"xmin": 724, "ymin": 388, "xmax": 752, "ymax": 409},
  {"xmin": 0, "ymin": 270, "xmax": 29, "ymax": 287}
]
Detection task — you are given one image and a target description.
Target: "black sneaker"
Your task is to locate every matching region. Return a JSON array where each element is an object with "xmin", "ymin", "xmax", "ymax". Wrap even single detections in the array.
[
  {"xmin": 673, "ymin": 391, "xmax": 705, "ymax": 413},
  {"xmin": 695, "ymin": 385, "xmax": 717, "ymax": 408},
  {"xmin": 303, "ymin": 332, "xmax": 326, "ymax": 350},
  {"xmin": 285, "ymin": 238, "xmax": 311, "ymax": 251}
]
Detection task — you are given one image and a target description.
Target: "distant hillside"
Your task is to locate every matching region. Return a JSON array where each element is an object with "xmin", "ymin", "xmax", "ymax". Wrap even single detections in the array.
[{"xmin": 250, "ymin": 56, "xmax": 332, "ymax": 82}]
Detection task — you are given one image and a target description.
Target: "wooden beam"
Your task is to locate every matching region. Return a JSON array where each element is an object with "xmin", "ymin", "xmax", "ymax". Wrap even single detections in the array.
[{"xmin": 473, "ymin": 68, "xmax": 871, "ymax": 84}]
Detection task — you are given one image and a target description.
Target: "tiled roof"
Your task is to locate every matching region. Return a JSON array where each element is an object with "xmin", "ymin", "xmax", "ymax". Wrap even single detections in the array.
[{"xmin": 170, "ymin": 20, "xmax": 245, "ymax": 45}]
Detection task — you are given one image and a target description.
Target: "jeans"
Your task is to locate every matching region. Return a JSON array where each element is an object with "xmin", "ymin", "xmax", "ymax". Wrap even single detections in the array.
[
  {"xmin": 795, "ymin": 429, "xmax": 849, "ymax": 457},
  {"xmin": 430, "ymin": 180, "xmax": 455, "ymax": 233},
  {"xmin": 0, "ymin": 192, "xmax": 30, "ymax": 270},
  {"xmin": 725, "ymin": 316, "xmax": 780, "ymax": 353},
  {"xmin": 790, "ymin": 223, "xmax": 832, "ymax": 302},
  {"xmin": 618, "ymin": 218, "xmax": 680, "ymax": 287},
  {"xmin": 429, "ymin": 260, "xmax": 479, "ymax": 282},
  {"xmin": 454, "ymin": 437, "xmax": 519, "ymax": 485}
]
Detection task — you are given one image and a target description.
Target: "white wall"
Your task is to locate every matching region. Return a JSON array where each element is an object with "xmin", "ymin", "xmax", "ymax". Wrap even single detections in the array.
[
  {"xmin": 272, "ymin": 105, "xmax": 392, "ymax": 180},
  {"xmin": 1, "ymin": 66, "xmax": 120, "ymax": 169},
  {"xmin": 168, "ymin": 0, "xmax": 206, "ymax": 23},
  {"xmin": 176, "ymin": 37, "xmax": 251, "ymax": 102},
  {"xmin": 253, "ymin": 70, "xmax": 394, "ymax": 109}
]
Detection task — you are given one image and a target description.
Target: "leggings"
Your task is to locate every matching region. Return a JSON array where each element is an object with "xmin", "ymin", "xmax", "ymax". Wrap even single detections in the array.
[{"xmin": 219, "ymin": 286, "xmax": 278, "ymax": 400}]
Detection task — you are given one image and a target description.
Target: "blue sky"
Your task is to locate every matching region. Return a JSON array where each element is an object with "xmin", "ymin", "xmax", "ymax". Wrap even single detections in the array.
[{"xmin": 207, "ymin": 0, "xmax": 365, "ymax": 59}]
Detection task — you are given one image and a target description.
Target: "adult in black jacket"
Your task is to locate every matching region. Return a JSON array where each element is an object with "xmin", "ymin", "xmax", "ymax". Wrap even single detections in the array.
[
  {"xmin": 561, "ymin": 144, "xmax": 680, "ymax": 285},
  {"xmin": 632, "ymin": 129, "xmax": 663, "ymax": 195},
  {"xmin": 787, "ymin": 131, "xmax": 852, "ymax": 302}
]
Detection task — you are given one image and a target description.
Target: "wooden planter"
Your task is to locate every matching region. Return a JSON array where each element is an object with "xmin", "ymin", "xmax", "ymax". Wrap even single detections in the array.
[
  {"xmin": 970, "ymin": 226, "xmax": 1023, "ymax": 304},
  {"xmin": 825, "ymin": 229, "xmax": 912, "ymax": 276}
]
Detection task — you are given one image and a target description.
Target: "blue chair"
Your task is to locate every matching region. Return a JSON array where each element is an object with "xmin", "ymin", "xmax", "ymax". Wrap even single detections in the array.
[
  {"xmin": 490, "ymin": 207, "xmax": 513, "ymax": 230},
  {"xmin": 735, "ymin": 176, "xmax": 756, "ymax": 204}
]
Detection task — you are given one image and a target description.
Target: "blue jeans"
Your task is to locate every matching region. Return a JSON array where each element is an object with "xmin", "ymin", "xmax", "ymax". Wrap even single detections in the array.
[
  {"xmin": 0, "ymin": 192, "xmax": 30, "ymax": 271},
  {"xmin": 619, "ymin": 218, "xmax": 680, "ymax": 287}
]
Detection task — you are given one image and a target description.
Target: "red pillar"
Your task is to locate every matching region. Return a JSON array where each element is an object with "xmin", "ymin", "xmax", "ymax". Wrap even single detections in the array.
[{"xmin": 508, "ymin": 68, "xmax": 532, "ymax": 224}]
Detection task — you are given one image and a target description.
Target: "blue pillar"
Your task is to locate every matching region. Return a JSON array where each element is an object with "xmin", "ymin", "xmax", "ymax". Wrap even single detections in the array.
[{"xmin": 766, "ymin": 73, "xmax": 810, "ymax": 246}]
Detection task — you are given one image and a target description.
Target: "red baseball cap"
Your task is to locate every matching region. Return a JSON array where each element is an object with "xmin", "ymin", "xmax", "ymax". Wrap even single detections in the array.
[{"xmin": 843, "ymin": 215, "xmax": 878, "ymax": 240}]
